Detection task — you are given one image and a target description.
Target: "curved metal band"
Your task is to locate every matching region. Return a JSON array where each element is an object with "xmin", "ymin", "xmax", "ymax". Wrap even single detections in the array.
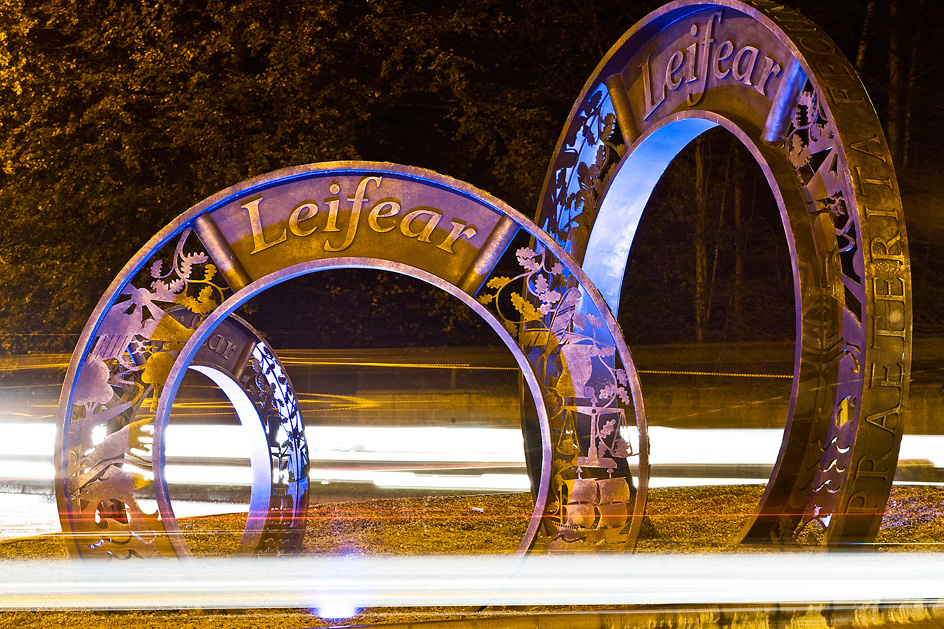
[
  {"xmin": 172, "ymin": 310, "xmax": 310, "ymax": 555},
  {"xmin": 57, "ymin": 161, "xmax": 649, "ymax": 556},
  {"xmin": 536, "ymin": 0, "xmax": 911, "ymax": 545},
  {"xmin": 55, "ymin": 302, "xmax": 309, "ymax": 559}
]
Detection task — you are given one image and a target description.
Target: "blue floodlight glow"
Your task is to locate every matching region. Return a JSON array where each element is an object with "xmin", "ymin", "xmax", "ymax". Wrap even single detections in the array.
[
  {"xmin": 314, "ymin": 599, "xmax": 361, "ymax": 620},
  {"xmin": 582, "ymin": 118, "xmax": 717, "ymax": 314}
]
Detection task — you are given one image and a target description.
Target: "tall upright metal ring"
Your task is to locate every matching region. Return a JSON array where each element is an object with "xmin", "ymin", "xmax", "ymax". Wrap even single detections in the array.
[{"xmin": 536, "ymin": 0, "xmax": 911, "ymax": 545}]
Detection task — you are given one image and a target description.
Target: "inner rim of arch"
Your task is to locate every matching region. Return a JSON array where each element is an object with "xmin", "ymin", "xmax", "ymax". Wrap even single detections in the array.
[{"xmin": 151, "ymin": 259, "xmax": 554, "ymax": 557}]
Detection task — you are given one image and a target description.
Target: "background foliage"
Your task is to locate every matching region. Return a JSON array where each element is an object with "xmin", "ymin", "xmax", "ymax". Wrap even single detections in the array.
[{"xmin": 0, "ymin": 0, "xmax": 941, "ymax": 351}]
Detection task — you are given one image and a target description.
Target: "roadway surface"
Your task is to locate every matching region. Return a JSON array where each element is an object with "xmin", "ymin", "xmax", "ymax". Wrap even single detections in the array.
[{"xmin": 1, "ymin": 345, "xmax": 943, "ymax": 539}]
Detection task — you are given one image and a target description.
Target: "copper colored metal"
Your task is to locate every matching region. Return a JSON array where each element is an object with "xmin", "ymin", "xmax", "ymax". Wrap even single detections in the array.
[
  {"xmin": 536, "ymin": 0, "xmax": 911, "ymax": 545},
  {"xmin": 57, "ymin": 162, "xmax": 649, "ymax": 557},
  {"xmin": 59, "ymin": 293, "xmax": 308, "ymax": 558}
]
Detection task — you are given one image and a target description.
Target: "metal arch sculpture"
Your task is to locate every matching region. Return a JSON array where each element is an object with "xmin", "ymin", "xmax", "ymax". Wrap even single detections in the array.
[
  {"xmin": 536, "ymin": 0, "xmax": 911, "ymax": 545},
  {"xmin": 57, "ymin": 297, "xmax": 309, "ymax": 559},
  {"xmin": 167, "ymin": 309, "xmax": 310, "ymax": 555},
  {"xmin": 57, "ymin": 162, "xmax": 649, "ymax": 557}
]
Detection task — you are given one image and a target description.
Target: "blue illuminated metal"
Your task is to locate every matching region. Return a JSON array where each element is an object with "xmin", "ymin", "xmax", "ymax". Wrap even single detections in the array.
[
  {"xmin": 584, "ymin": 118, "xmax": 717, "ymax": 313},
  {"xmin": 537, "ymin": 0, "xmax": 912, "ymax": 546},
  {"xmin": 58, "ymin": 162, "xmax": 650, "ymax": 559}
]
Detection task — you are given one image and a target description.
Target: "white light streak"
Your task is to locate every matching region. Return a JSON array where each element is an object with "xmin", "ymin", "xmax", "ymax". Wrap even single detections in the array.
[
  {"xmin": 646, "ymin": 427, "xmax": 785, "ymax": 465},
  {"xmin": 0, "ymin": 423, "xmax": 56, "ymax": 456},
  {"xmin": 371, "ymin": 472, "xmax": 531, "ymax": 492},
  {"xmin": 1, "ymin": 425, "xmax": 944, "ymax": 491},
  {"xmin": 0, "ymin": 554, "xmax": 941, "ymax": 610},
  {"xmin": 163, "ymin": 464, "xmax": 254, "ymax": 486},
  {"xmin": 0, "ymin": 460, "xmax": 55, "ymax": 482},
  {"xmin": 307, "ymin": 426, "xmax": 527, "ymax": 463}
]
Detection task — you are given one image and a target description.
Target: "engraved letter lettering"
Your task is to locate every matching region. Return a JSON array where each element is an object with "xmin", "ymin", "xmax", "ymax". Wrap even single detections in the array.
[
  {"xmin": 324, "ymin": 176, "xmax": 382, "ymax": 252},
  {"xmin": 855, "ymin": 166, "xmax": 893, "ymax": 194},
  {"xmin": 870, "ymin": 363, "xmax": 904, "ymax": 388},
  {"xmin": 864, "ymin": 205, "xmax": 898, "ymax": 218},
  {"xmin": 243, "ymin": 196, "xmax": 287, "ymax": 255},
  {"xmin": 401, "ymin": 208, "xmax": 443, "ymax": 243},
  {"xmin": 712, "ymin": 40, "xmax": 734, "ymax": 79},
  {"xmin": 323, "ymin": 182, "xmax": 342, "ymax": 232},
  {"xmin": 208, "ymin": 334, "xmax": 224, "ymax": 353},
  {"xmin": 873, "ymin": 277, "xmax": 907, "ymax": 349},
  {"xmin": 206, "ymin": 335, "xmax": 237, "ymax": 359},
  {"xmin": 827, "ymin": 85, "xmax": 864, "ymax": 104},
  {"xmin": 855, "ymin": 453, "xmax": 892, "ymax": 481},
  {"xmin": 684, "ymin": 30, "xmax": 698, "ymax": 84},
  {"xmin": 817, "ymin": 62, "xmax": 853, "ymax": 81},
  {"xmin": 289, "ymin": 202, "xmax": 319, "ymax": 237},
  {"xmin": 665, "ymin": 51, "xmax": 685, "ymax": 91},
  {"xmin": 687, "ymin": 11, "xmax": 722, "ymax": 107},
  {"xmin": 437, "ymin": 219, "xmax": 478, "ymax": 253},
  {"xmin": 870, "ymin": 233, "xmax": 905, "ymax": 264},
  {"xmin": 873, "ymin": 313, "xmax": 907, "ymax": 349},
  {"xmin": 368, "ymin": 200, "xmax": 401, "ymax": 233},
  {"xmin": 732, "ymin": 45, "xmax": 759, "ymax": 86},
  {"xmin": 875, "ymin": 277, "xmax": 906, "ymax": 303},
  {"xmin": 865, "ymin": 405, "xmax": 901, "ymax": 435},
  {"xmin": 795, "ymin": 36, "xmax": 836, "ymax": 55},
  {"xmin": 753, "ymin": 56, "xmax": 782, "ymax": 96},
  {"xmin": 847, "ymin": 491, "xmax": 879, "ymax": 513},
  {"xmin": 642, "ymin": 55, "xmax": 667, "ymax": 119},
  {"xmin": 850, "ymin": 135, "xmax": 889, "ymax": 162}
]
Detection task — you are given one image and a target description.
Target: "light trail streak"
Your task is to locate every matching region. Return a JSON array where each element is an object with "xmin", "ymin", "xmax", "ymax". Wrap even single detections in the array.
[
  {"xmin": 315, "ymin": 471, "xmax": 531, "ymax": 492},
  {"xmin": 171, "ymin": 401, "xmax": 237, "ymax": 410},
  {"xmin": 639, "ymin": 369, "xmax": 792, "ymax": 379},
  {"xmin": 0, "ymin": 412, "xmax": 46, "ymax": 419},
  {"xmin": 0, "ymin": 385, "xmax": 60, "ymax": 392},
  {"xmin": 296, "ymin": 393, "xmax": 382, "ymax": 410},
  {"xmin": 0, "ymin": 352, "xmax": 796, "ymax": 376},
  {"xmin": 1, "ymin": 425, "xmax": 943, "ymax": 491},
  {"xmin": 0, "ymin": 358, "xmax": 71, "ymax": 372},
  {"xmin": 168, "ymin": 393, "xmax": 384, "ymax": 413},
  {"xmin": 279, "ymin": 358, "xmax": 519, "ymax": 371},
  {"xmin": 0, "ymin": 555, "xmax": 940, "ymax": 610}
]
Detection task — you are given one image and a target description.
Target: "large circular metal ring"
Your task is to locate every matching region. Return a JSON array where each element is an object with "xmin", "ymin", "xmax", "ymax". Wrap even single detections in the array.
[
  {"xmin": 57, "ymin": 268, "xmax": 309, "ymax": 559},
  {"xmin": 58, "ymin": 161, "xmax": 650, "ymax": 557},
  {"xmin": 536, "ymin": 1, "xmax": 911, "ymax": 545}
]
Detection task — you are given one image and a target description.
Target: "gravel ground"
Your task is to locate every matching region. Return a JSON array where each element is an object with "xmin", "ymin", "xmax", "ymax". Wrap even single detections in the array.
[{"xmin": 1, "ymin": 485, "xmax": 941, "ymax": 628}]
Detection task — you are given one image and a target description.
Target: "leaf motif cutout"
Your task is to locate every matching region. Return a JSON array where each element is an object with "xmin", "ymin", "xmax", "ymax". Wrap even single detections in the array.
[
  {"xmin": 510, "ymin": 292, "xmax": 541, "ymax": 322},
  {"xmin": 486, "ymin": 276, "xmax": 512, "ymax": 290}
]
